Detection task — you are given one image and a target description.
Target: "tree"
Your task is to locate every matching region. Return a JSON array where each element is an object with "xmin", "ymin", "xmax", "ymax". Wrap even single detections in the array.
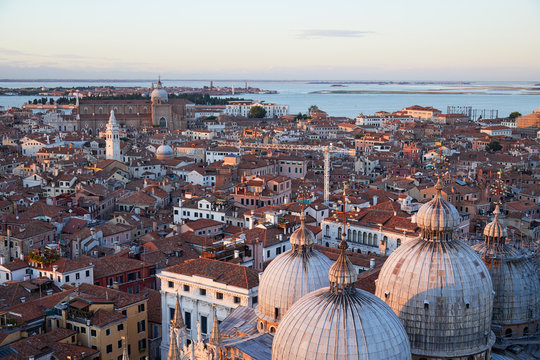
[
  {"xmin": 249, "ymin": 105, "xmax": 267, "ymax": 118},
  {"xmin": 509, "ymin": 111, "xmax": 522, "ymax": 119},
  {"xmin": 308, "ymin": 105, "xmax": 319, "ymax": 114},
  {"xmin": 49, "ymin": 98, "xmax": 55, "ymax": 105},
  {"xmin": 486, "ymin": 141, "xmax": 502, "ymax": 152}
]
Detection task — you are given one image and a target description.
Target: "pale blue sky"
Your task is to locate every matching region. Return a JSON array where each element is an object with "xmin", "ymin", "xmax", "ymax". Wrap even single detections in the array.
[{"xmin": 0, "ymin": 0, "xmax": 539, "ymax": 80}]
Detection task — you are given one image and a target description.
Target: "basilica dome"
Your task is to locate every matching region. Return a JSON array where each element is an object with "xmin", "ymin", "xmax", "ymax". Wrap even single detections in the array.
[
  {"xmin": 151, "ymin": 79, "xmax": 168, "ymax": 104},
  {"xmin": 375, "ymin": 178, "xmax": 495, "ymax": 359},
  {"xmin": 272, "ymin": 240, "xmax": 411, "ymax": 360},
  {"xmin": 415, "ymin": 179, "xmax": 460, "ymax": 239},
  {"xmin": 256, "ymin": 217, "xmax": 332, "ymax": 333},
  {"xmin": 473, "ymin": 205, "xmax": 540, "ymax": 342}
]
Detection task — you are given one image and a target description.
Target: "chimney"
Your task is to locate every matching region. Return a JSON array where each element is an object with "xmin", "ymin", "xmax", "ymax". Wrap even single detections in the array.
[
  {"xmin": 46, "ymin": 289, "xmax": 53, "ymax": 296},
  {"xmin": 372, "ymin": 195, "xmax": 378, "ymax": 206},
  {"xmin": 152, "ymin": 221, "xmax": 157, "ymax": 232},
  {"xmin": 234, "ymin": 250, "xmax": 240, "ymax": 259},
  {"xmin": 20, "ymin": 297, "xmax": 26, "ymax": 303},
  {"xmin": 370, "ymin": 258, "xmax": 376, "ymax": 269},
  {"xmin": 0, "ymin": 255, "xmax": 4, "ymax": 265},
  {"xmin": 113, "ymin": 282, "xmax": 119, "ymax": 289}
]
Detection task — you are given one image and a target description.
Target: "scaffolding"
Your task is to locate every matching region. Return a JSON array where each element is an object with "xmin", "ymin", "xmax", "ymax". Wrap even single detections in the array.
[{"xmin": 447, "ymin": 106, "xmax": 499, "ymax": 121}]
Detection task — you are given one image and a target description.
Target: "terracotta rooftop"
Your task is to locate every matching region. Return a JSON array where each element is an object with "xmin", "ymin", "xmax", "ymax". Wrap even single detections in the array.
[{"xmin": 163, "ymin": 258, "xmax": 259, "ymax": 289}]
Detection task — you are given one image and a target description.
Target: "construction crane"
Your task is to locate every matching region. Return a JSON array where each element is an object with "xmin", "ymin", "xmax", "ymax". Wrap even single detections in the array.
[{"xmin": 236, "ymin": 141, "xmax": 356, "ymax": 203}]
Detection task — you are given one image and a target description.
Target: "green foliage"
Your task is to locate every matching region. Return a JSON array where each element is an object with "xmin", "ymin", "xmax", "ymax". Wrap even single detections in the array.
[
  {"xmin": 308, "ymin": 105, "xmax": 319, "ymax": 114},
  {"xmin": 56, "ymin": 97, "xmax": 76, "ymax": 105},
  {"xmin": 355, "ymin": 133, "xmax": 365, "ymax": 139},
  {"xmin": 49, "ymin": 98, "xmax": 55, "ymax": 105},
  {"xmin": 509, "ymin": 111, "xmax": 522, "ymax": 119},
  {"xmin": 485, "ymin": 141, "xmax": 502, "ymax": 152},
  {"xmin": 295, "ymin": 112, "xmax": 310, "ymax": 120},
  {"xmin": 248, "ymin": 105, "xmax": 267, "ymax": 118}
]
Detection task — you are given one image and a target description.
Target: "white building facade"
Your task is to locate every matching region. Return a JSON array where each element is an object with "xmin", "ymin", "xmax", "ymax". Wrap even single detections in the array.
[{"xmin": 158, "ymin": 259, "xmax": 258, "ymax": 360}]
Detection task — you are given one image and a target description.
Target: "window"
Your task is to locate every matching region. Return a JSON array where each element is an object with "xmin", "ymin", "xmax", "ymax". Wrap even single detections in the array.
[
  {"xmin": 116, "ymin": 275, "xmax": 124, "ymax": 283},
  {"xmin": 138, "ymin": 339, "xmax": 146, "ymax": 351},
  {"xmin": 117, "ymin": 323, "xmax": 124, "ymax": 331},
  {"xmin": 169, "ymin": 307, "xmax": 175, "ymax": 322},
  {"xmin": 234, "ymin": 296, "xmax": 240, "ymax": 304},
  {"xmin": 183, "ymin": 284, "xmax": 190, "ymax": 292},
  {"xmin": 137, "ymin": 320, "xmax": 146, "ymax": 333},
  {"xmin": 106, "ymin": 344, "xmax": 113, "ymax": 353},
  {"xmin": 118, "ymin": 339, "xmax": 123, "ymax": 349},
  {"xmin": 75, "ymin": 273, "xmax": 80, "ymax": 280},
  {"xmin": 65, "ymin": 275, "xmax": 70, "ymax": 283},
  {"xmin": 168, "ymin": 281, "xmax": 174, "ymax": 288},
  {"xmin": 216, "ymin": 292, "xmax": 223, "ymax": 300},
  {"xmin": 138, "ymin": 304, "xmax": 145, "ymax": 312},
  {"xmin": 81, "ymin": 327, "xmax": 86, "ymax": 334},
  {"xmin": 91, "ymin": 329, "xmax": 96, "ymax": 337},
  {"xmin": 201, "ymin": 316, "xmax": 208, "ymax": 335},
  {"xmin": 252, "ymin": 296, "xmax": 258, "ymax": 305},
  {"xmin": 85, "ymin": 270, "xmax": 90, "ymax": 277},
  {"xmin": 185, "ymin": 312, "xmax": 191, "ymax": 329},
  {"xmin": 199, "ymin": 288, "xmax": 206, "ymax": 296},
  {"xmin": 106, "ymin": 328, "xmax": 111, "ymax": 336}
]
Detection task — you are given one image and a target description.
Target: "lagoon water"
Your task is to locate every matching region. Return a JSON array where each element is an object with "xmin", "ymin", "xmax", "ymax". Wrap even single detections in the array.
[{"xmin": 1, "ymin": 80, "xmax": 539, "ymax": 118}]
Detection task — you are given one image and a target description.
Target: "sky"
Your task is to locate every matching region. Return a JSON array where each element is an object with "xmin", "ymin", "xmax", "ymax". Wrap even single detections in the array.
[{"xmin": 0, "ymin": 0, "xmax": 539, "ymax": 80}]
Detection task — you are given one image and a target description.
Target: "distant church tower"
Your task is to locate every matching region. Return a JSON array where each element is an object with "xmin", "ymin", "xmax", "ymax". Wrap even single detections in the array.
[{"xmin": 106, "ymin": 110, "xmax": 121, "ymax": 161}]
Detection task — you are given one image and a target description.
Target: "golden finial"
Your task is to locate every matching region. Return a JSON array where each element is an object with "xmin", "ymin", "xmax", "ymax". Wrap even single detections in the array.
[
  {"xmin": 332, "ymin": 183, "xmax": 351, "ymax": 250},
  {"xmin": 431, "ymin": 142, "xmax": 449, "ymax": 193},
  {"xmin": 490, "ymin": 169, "xmax": 508, "ymax": 206}
]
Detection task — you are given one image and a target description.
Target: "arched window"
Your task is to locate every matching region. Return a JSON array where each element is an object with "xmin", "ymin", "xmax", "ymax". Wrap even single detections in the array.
[
  {"xmin": 368, "ymin": 233, "xmax": 373, "ymax": 246},
  {"xmin": 362, "ymin": 232, "xmax": 367, "ymax": 244},
  {"xmin": 337, "ymin": 227, "xmax": 342, "ymax": 240},
  {"xmin": 159, "ymin": 117, "xmax": 167, "ymax": 128},
  {"xmin": 83, "ymin": 107, "xmax": 88, "ymax": 114},
  {"xmin": 397, "ymin": 238, "xmax": 401, "ymax": 247},
  {"xmin": 98, "ymin": 107, "xmax": 103, "ymax": 114},
  {"xmin": 325, "ymin": 225, "xmax": 330, "ymax": 236},
  {"xmin": 505, "ymin": 328, "xmax": 512, "ymax": 338},
  {"xmin": 353, "ymin": 230, "xmax": 357, "ymax": 242},
  {"xmin": 523, "ymin": 327, "xmax": 529, "ymax": 336},
  {"xmin": 128, "ymin": 106, "xmax": 133, "ymax": 114},
  {"xmin": 383, "ymin": 235, "xmax": 388, "ymax": 244},
  {"xmin": 347, "ymin": 229, "xmax": 351, "ymax": 241},
  {"xmin": 325, "ymin": 242, "xmax": 329, "ymax": 247},
  {"xmin": 373, "ymin": 234, "xmax": 378, "ymax": 246},
  {"xmin": 270, "ymin": 326, "xmax": 276, "ymax": 334}
]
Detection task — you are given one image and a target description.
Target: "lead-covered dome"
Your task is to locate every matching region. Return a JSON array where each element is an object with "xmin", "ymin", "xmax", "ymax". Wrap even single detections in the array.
[
  {"xmin": 375, "ymin": 178, "xmax": 495, "ymax": 359},
  {"xmin": 151, "ymin": 79, "xmax": 168, "ymax": 104},
  {"xmin": 473, "ymin": 204, "xmax": 540, "ymax": 343},
  {"xmin": 415, "ymin": 179, "xmax": 460, "ymax": 239},
  {"xmin": 156, "ymin": 143, "xmax": 174, "ymax": 159},
  {"xmin": 256, "ymin": 219, "xmax": 332, "ymax": 333},
  {"xmin": 272, "ymin": 239, "xmax": 411, "ymax": 360}
]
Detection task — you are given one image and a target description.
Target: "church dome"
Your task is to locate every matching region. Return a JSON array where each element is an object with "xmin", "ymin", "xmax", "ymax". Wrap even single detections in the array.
[
  {"xmin": 415, "ymin": 179, "xmax": 460, "ymax": 238},
  {"xmin": 156, "ymin": 143, "xmax": 174, "ymax": 160},
  {"xmin": 288, "ymin": 222, "xmax": 315, "ymax": 246},
  {"xmin": 482, "ymin": 205, "xmax": 506, "ymax": 239},
  {"xmin": 256, "ymin": 220, "xmax": 332, "ymax": 332},
  {"xmin": 272, "ymin": 240, "xmax": 411, "ymax": 360},
  {"xmin": 473, "ymin": 204, "xmax": 540, "ymax": 341},
  {"xmin": 151, "ymin": 79, "xmax": 168, "ymax": 103},
  {"xmin": 375, "ymin": 178, "xmax": 495, "ymax": 359}
]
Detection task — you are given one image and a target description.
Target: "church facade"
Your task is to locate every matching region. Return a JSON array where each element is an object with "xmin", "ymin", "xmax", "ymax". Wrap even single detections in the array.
[{"xmin": 77, "ymin": 80, "xmax": 194, "ymax": 135}]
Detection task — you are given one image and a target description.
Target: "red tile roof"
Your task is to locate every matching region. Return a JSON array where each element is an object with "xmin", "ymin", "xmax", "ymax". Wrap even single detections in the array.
[{"xmin": 163, "ymin": 258, "xmax": 259, "ymax": 289}]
